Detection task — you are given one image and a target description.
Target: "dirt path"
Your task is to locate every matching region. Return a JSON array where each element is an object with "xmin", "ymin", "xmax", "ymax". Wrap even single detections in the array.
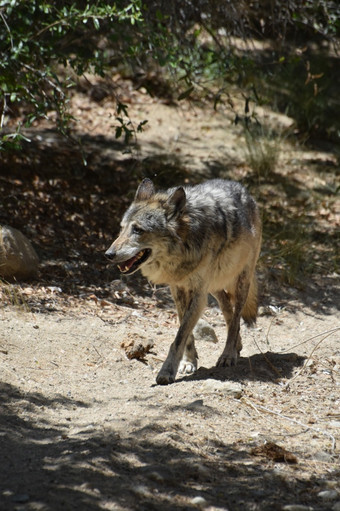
[
  {"xmin": 1, "ymin": 85, "xmax": 339, "ymax": 510},
  {"xmin": 1, "ymin": 282, "xmax": 339, "ymax": 511}
]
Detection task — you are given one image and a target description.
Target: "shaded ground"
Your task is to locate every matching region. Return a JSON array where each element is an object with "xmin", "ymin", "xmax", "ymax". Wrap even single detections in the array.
[{"xmin": 0, "ymin": 80, "xmax": 339, "ymax": 510}]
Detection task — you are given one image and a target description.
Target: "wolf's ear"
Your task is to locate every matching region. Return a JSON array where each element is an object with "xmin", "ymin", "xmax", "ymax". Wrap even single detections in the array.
[
  {"xmin": 165, "ymin": 187, "xmax": 186, "ymax": 220},
  {"xmin": 135, "ymin": 178, "xmax": 155, "ymax": 201}
]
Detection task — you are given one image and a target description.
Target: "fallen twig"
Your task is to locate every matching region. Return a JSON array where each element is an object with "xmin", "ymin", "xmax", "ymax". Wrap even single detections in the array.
[
  {"xmin": 283, "ymin": 328, "xmax": 340, "ymax": 386},
  {"xmin": 281, "ymin": 327, "xmax": 339, "ymax": 353},
  {"xmin": 241, "ymin": 398, "xmax": 337, "ymax": 452}
]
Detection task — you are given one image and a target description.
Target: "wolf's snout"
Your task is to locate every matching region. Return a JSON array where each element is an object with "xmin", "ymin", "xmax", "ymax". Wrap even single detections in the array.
[{"xmin": 105, "ymin": 247, "xmax": 116, "ymax": 261}]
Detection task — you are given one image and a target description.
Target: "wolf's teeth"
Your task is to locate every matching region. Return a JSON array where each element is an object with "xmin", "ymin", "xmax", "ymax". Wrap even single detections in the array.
[{"xmin": 118, "ymin": 250, "xmax": 147, "ymax": 273}]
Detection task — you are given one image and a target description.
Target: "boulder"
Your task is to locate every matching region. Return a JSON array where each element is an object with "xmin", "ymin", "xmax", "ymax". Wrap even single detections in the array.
[{"xmin": 0, "ymin": 225, "xmax": 39, "ymax": 280}]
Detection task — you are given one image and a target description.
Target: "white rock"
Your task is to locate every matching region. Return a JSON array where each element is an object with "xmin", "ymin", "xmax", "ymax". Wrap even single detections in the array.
[
  {"xmin": 282, "ymin": 505, "xmax": 313, "ymax": 511},
  {"xmin": 191, "ymin": 496, "xmax": 208, "ymax": 508},
  {"xmin": 329, "ymin": 420, "xmax": 340, "ymax": 428},
  {"xmin": 200, "ymin": 379, "xmax": 243, "ymax": 398},
  {"xmin": 194, "ymin": 320, "xmax": 218, "ymax": 343},
  {"xmin": 0, "ymin": 225, "xmax": 39, "ymax": 280},
  {"xmin": 318, "ymin": 490, "xmax": 338, "ymax": 500},
  {"xmin": 134, "ymin": 485, "xmax": 149, "ymax": 497}
]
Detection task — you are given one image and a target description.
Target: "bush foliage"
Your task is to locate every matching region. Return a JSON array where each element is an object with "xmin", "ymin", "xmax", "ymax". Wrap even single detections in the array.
[{"xmin": 0, "ymin": 0, "xmax": 339, "ymax": 150}]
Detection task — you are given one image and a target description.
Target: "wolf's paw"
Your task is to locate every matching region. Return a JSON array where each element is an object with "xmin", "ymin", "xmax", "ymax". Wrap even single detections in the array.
[
  {"xmin": 156, "ymin": 370, "xmax": 175, "ymax": 385},
  {"xmin": 216, "ymin": 351, "xmax": 239, "ymax": 367},
  {"xmin": 178, "ymin": 360, "xmax": 197, "ymax": 375}
]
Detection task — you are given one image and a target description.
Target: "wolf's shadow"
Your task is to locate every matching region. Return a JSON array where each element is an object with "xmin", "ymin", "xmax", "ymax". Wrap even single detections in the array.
[{"xmin": 178, "ymin": 351, "xmax": 305, "ymax": 383}]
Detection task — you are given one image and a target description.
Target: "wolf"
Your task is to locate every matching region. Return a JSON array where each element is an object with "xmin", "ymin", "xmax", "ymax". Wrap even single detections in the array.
[{"xmin": 105, "ymin": 178, "xmax": 262, "ymax": 385}]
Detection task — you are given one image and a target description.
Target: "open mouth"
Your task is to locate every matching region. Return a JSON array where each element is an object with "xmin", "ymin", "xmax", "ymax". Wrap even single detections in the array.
[{"xmin": 117, "ymin": 249, "xmax": 151, "ymax": 274}]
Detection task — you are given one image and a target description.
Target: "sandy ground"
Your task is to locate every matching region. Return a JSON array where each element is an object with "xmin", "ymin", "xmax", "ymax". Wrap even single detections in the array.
[{"xmin": 1, "ymin": 278, "xmax": 339, "ymax": 511}]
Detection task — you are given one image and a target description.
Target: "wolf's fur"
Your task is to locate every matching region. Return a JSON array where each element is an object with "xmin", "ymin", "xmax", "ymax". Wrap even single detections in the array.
[{"xmin": 105, "ymin": 178, "xmax": 262, "ymax": 385}]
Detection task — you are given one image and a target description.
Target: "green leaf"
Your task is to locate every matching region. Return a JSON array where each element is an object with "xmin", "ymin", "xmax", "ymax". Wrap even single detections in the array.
[{"xmin": 137, "ymin": 119, "xmax": 148, "ymax": 132}]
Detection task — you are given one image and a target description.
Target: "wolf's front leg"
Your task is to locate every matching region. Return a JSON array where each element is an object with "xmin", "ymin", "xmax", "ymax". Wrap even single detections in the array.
[
  {"xmin": 156, "ymin": 335, "xmax": 198, "ymax": 385},
  {"xmin": 178, "ymin": 335, "xmax": 198, "ymax": 374},
  {"xmin": 156, "ymin": 288, "xmax": 205, "ymax": 385},
  {"xmin": 156, "ymin": 343, "xmax": 182, "ymax": 385}
]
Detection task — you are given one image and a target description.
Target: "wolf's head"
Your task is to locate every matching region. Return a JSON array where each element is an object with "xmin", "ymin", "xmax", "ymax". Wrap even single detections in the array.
[{"xmin": 105, "ymin": 179, "xmax": 186, "ymax": 275}]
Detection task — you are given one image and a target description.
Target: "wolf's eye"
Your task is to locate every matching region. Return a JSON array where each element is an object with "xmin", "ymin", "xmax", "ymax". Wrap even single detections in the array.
[{"xmin": 132, "ymin": 225, "xmax": 144, "ymax": 235}]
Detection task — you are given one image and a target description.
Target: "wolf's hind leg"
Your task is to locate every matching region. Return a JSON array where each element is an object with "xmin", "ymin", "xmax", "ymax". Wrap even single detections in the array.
[
  {"xmin": 156, "ymin": 287, "xmax": 204, "ymax": 385},
  {"xmin": 216, "ymin": 272, "xmax": 250, "ymax": 367},
  {"xmin": 213, "ymin": 290, "xmax": 242, "ymax": 355},
  {"xmin": 178, "ymin": 334, "xmax": 198, "ymax": 375}
]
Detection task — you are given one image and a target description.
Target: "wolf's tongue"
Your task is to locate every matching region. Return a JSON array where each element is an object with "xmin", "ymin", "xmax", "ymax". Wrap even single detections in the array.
[
  {"xmin": 118, "ymin": 254, "xmax": 139, "ymax": 272},
  {"xmin": 118, "ymin": 257, "xmax": 137, "ymax": 271}
]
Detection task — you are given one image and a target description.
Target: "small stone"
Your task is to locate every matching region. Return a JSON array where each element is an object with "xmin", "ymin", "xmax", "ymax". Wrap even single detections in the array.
[
  {"xmin": 12, "ymin": 494, "xmax": 30, "ymax": 503},
  {"xmin": 318, "ymin": 490, "xmax": 338, "ymax": 500},
  {"xmin": 191, "ymin": 496, "xmax": 208, "ymax": 508},
  {"xmin": 134, "ymin": 485, "xmax": 149, "ymax": 498},
  {"xmin": 193, "ymin": 320, "xmax": 218, "ymax": 343},
  {"xmin": 193, "ymin": 463, "xmax": 211, "ymax": 479},
  {"xmin": 148, "ymin": 471, "xmax": 165, "ymax": 483},
  {"xmin": 186, "ymin": 399, "xmax": 204, "ymax": 410},
  {"xmin": 282, "ymin": 506, "xmax": 313, "ymax": 511},
  {"xmin": 201, "ymin": 379, "xmax": 243, "ymax": 398},
  {"xmin": 332, "ymin": 503, "xmax": 340, "ymax": 511}
]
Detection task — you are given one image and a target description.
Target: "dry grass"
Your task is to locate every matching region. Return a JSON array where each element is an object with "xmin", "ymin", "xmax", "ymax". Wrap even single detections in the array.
[
  {"xmin": 243, "ymin": 125, "xmax": 282, "ymax": 177},
  {"xmin": 0, "ymin": 280, "xmax": 30, "ymax": 311}
]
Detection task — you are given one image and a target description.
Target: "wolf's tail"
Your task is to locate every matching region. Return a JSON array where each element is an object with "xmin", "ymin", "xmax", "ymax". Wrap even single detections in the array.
[{"xmin": 241, "ymin": 274, "xmax": 258, "ymax": 326}]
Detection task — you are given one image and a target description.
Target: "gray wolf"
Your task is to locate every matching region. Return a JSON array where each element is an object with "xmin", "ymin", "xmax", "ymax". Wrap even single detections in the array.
[{"xmin": 105, "ymin": 178, "xmax": 262, "ymax": 385}]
